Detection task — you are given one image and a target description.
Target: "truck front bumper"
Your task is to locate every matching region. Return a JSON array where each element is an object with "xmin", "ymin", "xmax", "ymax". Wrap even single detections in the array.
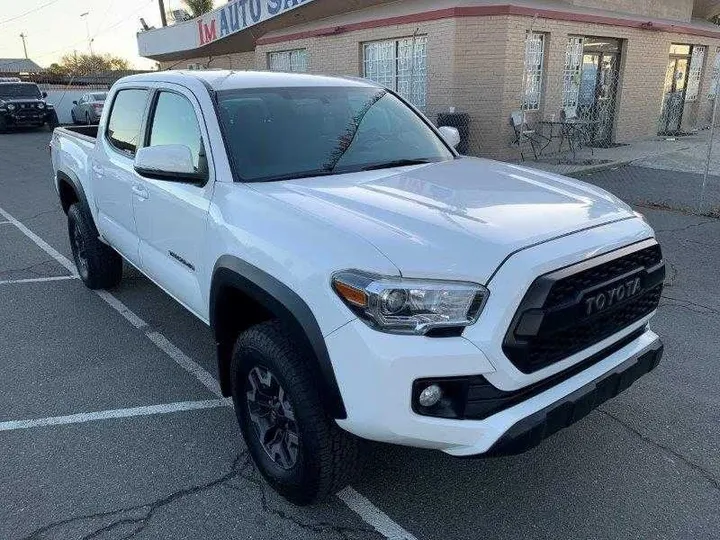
[{"xmin": 327, "ymin": 319, "xmax": 662, "ymax": 456}]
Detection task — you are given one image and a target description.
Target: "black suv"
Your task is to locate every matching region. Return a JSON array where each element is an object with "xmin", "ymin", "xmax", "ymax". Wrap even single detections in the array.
[{"xmin": 0, "ymin": 82, "xmax": 58, "ymax": 132}]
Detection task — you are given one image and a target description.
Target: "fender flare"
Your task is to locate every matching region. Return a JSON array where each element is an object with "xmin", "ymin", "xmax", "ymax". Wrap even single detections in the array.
[
  {"xmin": 210, "ymin": 255, "xmax": 347, "ymax": 419},
  {"xmin": 56, "ymin": 168, "xmax": 90, "ymax": 215}
]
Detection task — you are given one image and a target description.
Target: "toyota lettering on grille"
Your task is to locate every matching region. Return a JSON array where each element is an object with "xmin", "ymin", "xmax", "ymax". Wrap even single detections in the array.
[{"xmin": 584, "ymin": 276, "xmax": 642, "ymax": 316}]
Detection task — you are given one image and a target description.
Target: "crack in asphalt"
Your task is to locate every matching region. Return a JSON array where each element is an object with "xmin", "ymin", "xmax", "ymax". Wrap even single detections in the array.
[
  {"xmin": 653, "ymin": 219, "xmax": 719, "ymax": 234},
  {"xmin": 0, "ymin": 259, "xmax": 66, "ymax": 279},
  {"xmin": 22, "ymin": 208, "xmax": 59, "ymax": 223},
  {"xmin": 21, "ymin": 452, "xmax": 375, "ymax": 540},
  {"xmin": 660, "ymin": 295, "xmax": 720, "ymax": 317},
  {"xmin": 21, "ymin": 453, "xmax": 249, "ymax": 540},
  {"xmin": 224, "ymin": 466, "xmax": 377, "ymax": 538},
  {"xmin": 598, "ymin": 409, "xmax": 720, "ymax": 493}
]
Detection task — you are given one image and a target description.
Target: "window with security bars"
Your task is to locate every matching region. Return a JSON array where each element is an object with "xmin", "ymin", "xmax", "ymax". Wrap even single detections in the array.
[
  {"xmin": 685, "ymin": 45, "xmax": 706, "ymax": 102},
  {"xmin": 562, "ymin": 37, "xmax": 584, "ymax": 109},
  {"xmin": 363, "ymin": 36, "xmax": 428, "ymax": 110},
  {"xmin": 709, "ymin": 48, "xmax": 720, "ymax": 98},
  {"xmin": 522, "ymin": 32, "xmax": 545, "ymax": 111},
  {"xmin": 268, "ymin": 49, "xmax": 308, "ymax": 73}
]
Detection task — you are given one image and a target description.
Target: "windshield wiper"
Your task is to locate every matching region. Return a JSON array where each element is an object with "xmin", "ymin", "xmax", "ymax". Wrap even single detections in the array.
[
  {"xmin": 360, "ymin": 158, "xmax": 435, "ymax": 171},
  {"xmin": 255, "ymin": 169, "xmax": 336, "ymax": 182}
]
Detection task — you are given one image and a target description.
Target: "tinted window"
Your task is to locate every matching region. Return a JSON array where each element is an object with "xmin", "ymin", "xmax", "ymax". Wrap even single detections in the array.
[
  {"xmin": 91, "ymin": 93, "xmax": 107, "ymax": 101},
  {"xmin": 217, "ymin": 86, "xmax": 453, "ymax": 182},
  {"xmin": 148, "ymin": 92, "xmax": 204, "ymax": 171},
  {"xmin": 0, "ymin": 83, "xmax": 41, "ymax": 99},
  {"xmin": 106, "ymin": 89, "xmax": 148, "ymax": 155}
]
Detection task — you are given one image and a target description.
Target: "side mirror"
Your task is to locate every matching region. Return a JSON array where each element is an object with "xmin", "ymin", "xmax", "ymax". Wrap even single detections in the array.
[
  {"xmin": 42, "ymin": 91, "xmax": 48, "ymax": 98},
  {"xmin": 438, "ymin": 126, "xmax": 461, "ymax": 150},
  {"xmin": 134, "ymin": 145, "xmax": 204, "ymax": 183},
  {"xmin": 72, "ymin": 100, "xmax": 77, "ymax": 105}
]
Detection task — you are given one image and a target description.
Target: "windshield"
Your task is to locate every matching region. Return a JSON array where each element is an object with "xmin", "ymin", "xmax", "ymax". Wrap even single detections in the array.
[
  {"xmin": 217, "ymin": 86, "xmax": 454, "ymax": 182},
  {"xmin": 91, "ymin": 93, "xmax": 107, "ymax": 101},
  {"xmin": 0, "ymin": 83, "xmax": 41, "ymax": 100}
]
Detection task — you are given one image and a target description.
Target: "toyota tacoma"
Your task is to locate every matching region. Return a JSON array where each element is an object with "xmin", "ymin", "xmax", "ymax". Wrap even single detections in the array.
[{"xmin": 50, "ymin": 71, "xmax": 665, "ymax": 505}]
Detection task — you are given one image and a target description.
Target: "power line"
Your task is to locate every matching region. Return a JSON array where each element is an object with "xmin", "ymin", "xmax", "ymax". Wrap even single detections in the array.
[
  {"xmin": 26, "ymin": 0, "xmax": 155, "ymax": 62},
  {"xmin": 0, "ymin": 0, "xmax": 64, "ymax": 26}
]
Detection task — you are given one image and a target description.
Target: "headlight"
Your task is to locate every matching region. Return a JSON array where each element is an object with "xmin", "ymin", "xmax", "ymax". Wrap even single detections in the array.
[
  {"xmin": 7, "ymin": 103, "xmax": 15, "ymax": 110},
  {"xmin": 332, "ymin": 270, "xmax": 489, "ymax": 335},
  {"xmin": 37, "ymin": 102, "xmax": 45, "ymax": 109}
]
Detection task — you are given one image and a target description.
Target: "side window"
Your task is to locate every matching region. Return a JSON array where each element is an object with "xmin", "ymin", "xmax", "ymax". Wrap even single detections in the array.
[
  {"xmin": 106, "ymin": 89, "xmax": 149, "ymax": 156},
  {"xmin": 148, "ymin": 91, "xmax": 204, "ymax": 172}
]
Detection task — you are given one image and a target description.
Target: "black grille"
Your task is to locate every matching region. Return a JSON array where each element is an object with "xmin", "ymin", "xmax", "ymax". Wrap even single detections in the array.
[
  {"xmin": 503, "ymin": 242, "xmax": 664, "ymax": 373},
  {"xmin": 545, "ymin": 245, "xmax": 662, "ymax": 307}
]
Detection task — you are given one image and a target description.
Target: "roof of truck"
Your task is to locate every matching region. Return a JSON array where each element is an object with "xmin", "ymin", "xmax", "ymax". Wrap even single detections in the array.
[{"xmin": 118, "ymin": 70, "xmax": 381, "ymax": 92}]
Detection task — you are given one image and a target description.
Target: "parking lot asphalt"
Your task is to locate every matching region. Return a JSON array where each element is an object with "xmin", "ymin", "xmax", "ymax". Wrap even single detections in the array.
[{"xmin": 0, "ymin": 130, "xmax": 718, "ymax": 540}]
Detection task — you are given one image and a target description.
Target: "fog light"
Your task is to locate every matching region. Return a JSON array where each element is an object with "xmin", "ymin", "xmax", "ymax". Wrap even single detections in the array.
[{"xmin": 418, "ymin": 384, "xmax": 442, "ymax": 407}]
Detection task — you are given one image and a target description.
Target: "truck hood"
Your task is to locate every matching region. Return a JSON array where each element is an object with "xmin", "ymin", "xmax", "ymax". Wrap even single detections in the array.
[{"xmin": 251, "ymin": 157, "xmax": 636, "ymax": 283}]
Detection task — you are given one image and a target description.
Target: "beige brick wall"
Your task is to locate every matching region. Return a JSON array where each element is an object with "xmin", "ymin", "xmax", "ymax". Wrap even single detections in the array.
[
  {"xmin": 159, "ymin": 51, "xmax": 256, "ymax": 71},
  {"xmin": 256, "ymin": 18, "xmax": 460, "ymax": 130},
  {"xmin": 158, "ymin": 11, "xmax": 720, "ymax": 160},
  {"xmin": 568, "ymin": 0, "xmax": 694, "ymax": 22}
]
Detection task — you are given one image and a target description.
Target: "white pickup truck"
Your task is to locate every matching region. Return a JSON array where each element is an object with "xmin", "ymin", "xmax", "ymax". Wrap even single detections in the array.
[{"xmin": 51, "ymin": 71, "xmax": 665, "ymax": 505}]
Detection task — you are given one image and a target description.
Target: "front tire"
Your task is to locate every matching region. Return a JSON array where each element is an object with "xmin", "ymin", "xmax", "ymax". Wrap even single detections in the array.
[
  {"xmin": 67, "ymin": 203, "xmax": 123, "ymax": 289},
  {"xmin": 231, "ymin": 321, "xmax": 358, "ymax": 505}
]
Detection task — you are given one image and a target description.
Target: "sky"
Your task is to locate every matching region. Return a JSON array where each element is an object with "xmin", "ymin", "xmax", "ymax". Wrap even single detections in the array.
[{"xmin": 0, "ymin": 0, "xmax": 219, "ymax": 70}]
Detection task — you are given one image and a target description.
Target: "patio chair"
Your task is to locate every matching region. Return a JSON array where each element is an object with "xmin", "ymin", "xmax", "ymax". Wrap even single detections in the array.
[{"xmin": 510, "ymin": 111, "xmax": 549, "ymax": 161}]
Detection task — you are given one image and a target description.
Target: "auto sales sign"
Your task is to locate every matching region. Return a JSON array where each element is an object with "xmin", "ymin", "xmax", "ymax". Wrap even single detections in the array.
[{"xmin": 198, "ymin": 0, "xmax": 314, "ymax": 46}]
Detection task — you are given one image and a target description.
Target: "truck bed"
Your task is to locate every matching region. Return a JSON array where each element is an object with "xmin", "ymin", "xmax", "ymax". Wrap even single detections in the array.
[{"xmin": 55, "ymin": 125, "xmax": 98, "ymax": 142}]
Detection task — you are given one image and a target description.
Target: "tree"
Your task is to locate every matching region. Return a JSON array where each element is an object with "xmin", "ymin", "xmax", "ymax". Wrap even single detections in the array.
[
  {"xmin": 182, "ymin": 0, "xmax": 214, "ymax": 18},
  {"xmin": 50, "ymin": 52, "xmax": 130, "ymax": 76}
]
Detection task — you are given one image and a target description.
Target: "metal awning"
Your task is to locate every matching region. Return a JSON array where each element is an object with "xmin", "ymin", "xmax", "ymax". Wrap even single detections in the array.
[{"xmin": 137, "ymin": 0, "xmax": 394, "ymax": 61}]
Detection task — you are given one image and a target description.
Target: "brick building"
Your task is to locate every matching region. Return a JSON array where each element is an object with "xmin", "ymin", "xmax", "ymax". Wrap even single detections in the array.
[{"xmin": 138, "ymin": 0, "xmax": 720, "ymax": 159}]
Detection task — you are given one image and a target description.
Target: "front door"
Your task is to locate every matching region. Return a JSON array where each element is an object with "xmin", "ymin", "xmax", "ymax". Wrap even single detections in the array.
[
  {"xmin": 93, "ymin": 88, "xmax": 150, "ymax": 265},
  {"xmin": 578, "ymin": 39, "xmax": 621, "ymax": 147},
  {"xmin": 660, "ymin": 56, "xmax": 690, "ymax": 135},
  {"xmin": 132, "ymin": 88, "xmax": 212, "ymax": 319}
]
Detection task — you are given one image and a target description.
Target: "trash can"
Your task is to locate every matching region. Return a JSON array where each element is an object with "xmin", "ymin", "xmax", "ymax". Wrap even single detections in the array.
[{"xmin": 437, "ymin": 112, "xmax": 470, "ymax": 154}]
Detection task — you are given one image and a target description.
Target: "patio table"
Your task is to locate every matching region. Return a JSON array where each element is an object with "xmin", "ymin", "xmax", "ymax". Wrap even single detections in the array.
[{"xmin": 538, "ymin": 118, "xmax": 598, "ymax": 160}]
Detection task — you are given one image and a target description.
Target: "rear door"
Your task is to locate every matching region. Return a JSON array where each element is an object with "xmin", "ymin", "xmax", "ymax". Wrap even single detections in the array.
[
  {"xmin": 93, "ymin": 87, "xmax": 150, "ymax": 265},
  {"xmin": 131, "ymin": 85, "xmax": 214, "ymax": 319}
]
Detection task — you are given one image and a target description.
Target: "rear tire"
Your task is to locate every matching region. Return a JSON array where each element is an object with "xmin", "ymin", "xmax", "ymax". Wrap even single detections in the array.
[
  {"xmin": 67, "ymin": 203, "xmax": 123, "ymax": 289},
  {"xmin": 230, "ymin": 321, "xmax": 358, "ymax": 505}
]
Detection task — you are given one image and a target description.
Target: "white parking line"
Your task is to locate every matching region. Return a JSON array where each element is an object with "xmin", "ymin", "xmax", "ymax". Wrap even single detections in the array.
[
  {"xmin": 0, "ymin": 399, "xmax": 232, "ymax": 432},
  {"xmin": 0, "ymin": 275, "xmax": 79, "ymax": 285},
  {"xmin": 0, "ymin": 204, "xmax": 419, "ymax": 540},
  {"xmin": 0, "ymin": 204, "xmax": 222, "ymax": 398},
  {"xmin": 338, "ymin": 487, "xmax": 419, "ymax": 540}
]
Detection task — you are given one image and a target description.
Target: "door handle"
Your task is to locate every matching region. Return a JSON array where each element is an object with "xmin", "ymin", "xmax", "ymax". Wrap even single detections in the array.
[{"xmin": 132, "ymin": 185, "xmax": 148, "ymax": 200}]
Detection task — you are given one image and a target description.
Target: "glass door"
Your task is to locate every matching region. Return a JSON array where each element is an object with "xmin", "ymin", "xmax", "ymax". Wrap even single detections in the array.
[
  {"xmin": 577, "ymin": 38, "xmax": 621, "ymax": 146},
  {"xmin": 660, "ymin": 45, "xmax": 692, "ymax": 135}
]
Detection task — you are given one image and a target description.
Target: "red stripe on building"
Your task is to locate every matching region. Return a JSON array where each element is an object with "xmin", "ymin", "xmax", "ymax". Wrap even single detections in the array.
[{"xmin": 256, "ymin": 4, "xmax": 720, "ymax": 45}]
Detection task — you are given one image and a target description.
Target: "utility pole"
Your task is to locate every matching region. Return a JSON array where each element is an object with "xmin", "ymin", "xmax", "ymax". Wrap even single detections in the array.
[
  {"xmin": 80, "ymin": 12, "xmax": 94, "ymax": 55},
  {"xmin": 19, "ymin": 33, "xmax": 28, "ymax": 59},
  {"xmin": 158, "ymin": 0, "xmax": 167, "ymax": 27}
]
